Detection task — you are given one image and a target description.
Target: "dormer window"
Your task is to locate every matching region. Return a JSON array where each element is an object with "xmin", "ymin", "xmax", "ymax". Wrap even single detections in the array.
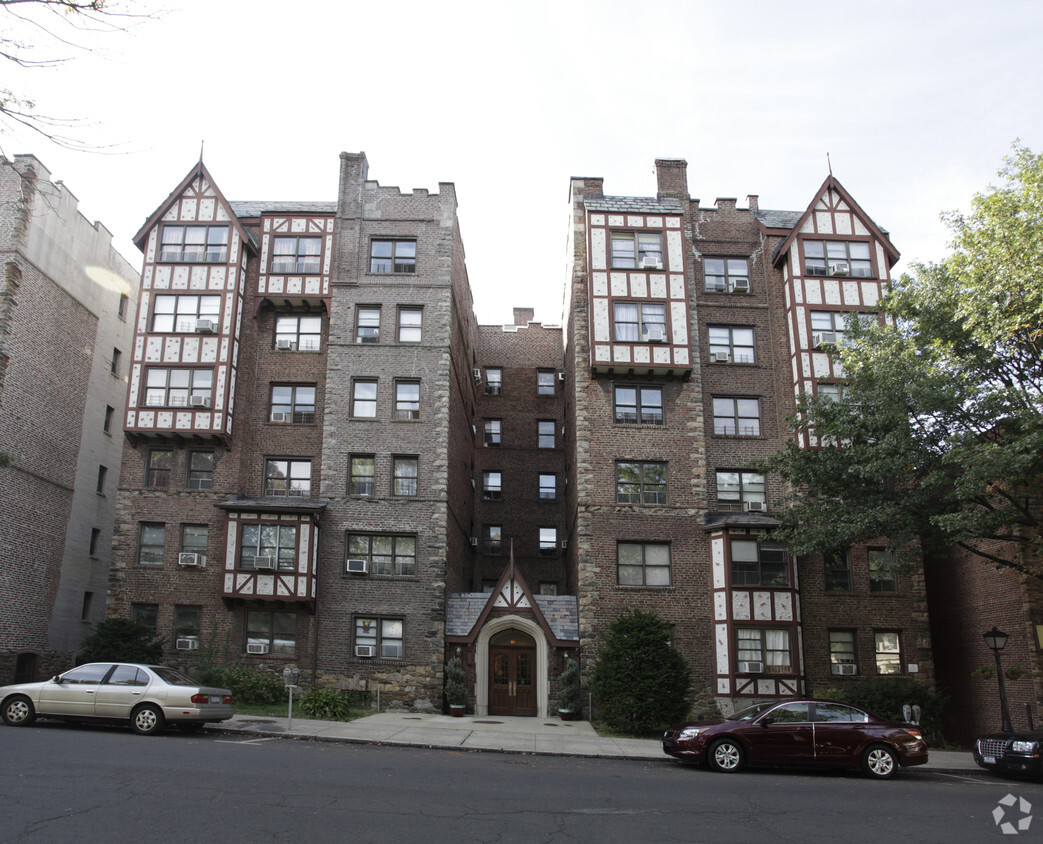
[
  {"xmin": 803, "ymin": 241, "xmax": 873, "ymax": 278},
  {"xmin": 159, "ymin": 225, "xmax": 229, "ymax": 263},
  {"xmin": 611, "ymin": 232, "xmax": 663, "ymax": 269}
]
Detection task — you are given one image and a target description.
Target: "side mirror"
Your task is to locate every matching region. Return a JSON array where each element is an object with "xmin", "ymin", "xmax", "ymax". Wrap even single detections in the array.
[
  {"xmin": 758, "ymin": 716, "xmax": 775, "ymax": 727},
  {"xmin": 52, "ymin": 675, "xmax": 63, "ymax": 684}
]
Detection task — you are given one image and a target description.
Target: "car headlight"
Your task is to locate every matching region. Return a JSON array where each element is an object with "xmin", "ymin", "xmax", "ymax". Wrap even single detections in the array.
[
  {"xmin": 679, "ymin": 727, "xmax": 706, "ymax": 740},
  {"xmin": 1011, "ymin": 741, "xmax": 1039, "ymax": 754}
]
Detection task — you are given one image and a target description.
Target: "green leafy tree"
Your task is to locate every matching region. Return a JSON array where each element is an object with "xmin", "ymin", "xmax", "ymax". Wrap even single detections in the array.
[
  {"xmin": 765, "ymin": 145, "xmax": 1043, "ymax": 576},
  {"xmin": 590, "ymin": 609, "xmax": 690, "ymax": 735},
  {"xmin": 77, "ymin": 617, "xmax": 164, "ymax": 664}
]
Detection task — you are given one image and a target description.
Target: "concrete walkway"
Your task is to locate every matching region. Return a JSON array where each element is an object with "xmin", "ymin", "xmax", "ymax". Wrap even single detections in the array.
[{"xmin": 212, "ymin": 711, "xmax": 979, "ymax": 773}]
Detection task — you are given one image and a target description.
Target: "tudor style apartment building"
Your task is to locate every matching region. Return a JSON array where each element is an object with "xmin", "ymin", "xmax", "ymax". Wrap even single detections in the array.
[{"xmin": 102, "ymin": 152, "xmax": 934, "ymax": 720}]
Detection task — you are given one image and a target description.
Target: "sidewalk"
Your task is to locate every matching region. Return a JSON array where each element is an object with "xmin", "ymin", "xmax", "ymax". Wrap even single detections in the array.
[{"xmin": 211, "ymin": 711, "xmax": 979, "ymax": 773}]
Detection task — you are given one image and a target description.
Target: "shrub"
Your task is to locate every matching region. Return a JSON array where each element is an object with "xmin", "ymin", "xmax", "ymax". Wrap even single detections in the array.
[
  {"xmin": 829, "ymin": 677, "xmax": 949, "ymax": 743},
  {"xmin": 222, "ymin": 663, "xmax": 284, "ymax": 705},
  {"xmin": 299, "ymin": 687, "xmax": 352, "ymax": 720},
  {"xmin": 590, "ymin": 609, "xmax": 691, "ymax": 735},
  {"xmin": 557, "ymin": 656, "xmax": 580, "ymax": 713},
  {"xmin": 78, "ymin": 618, "xmax": 164, "ymax": 665},
  {"xmin": 445, "ymin": 655, "xmax": 468, "ymax": 707}
]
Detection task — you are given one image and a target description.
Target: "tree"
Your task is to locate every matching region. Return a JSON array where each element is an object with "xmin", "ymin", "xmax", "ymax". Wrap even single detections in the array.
[
  {"xmin": 78, "ymin": 617, "xmax": 164, "ymax": 664},
  {"xmin": 764, "ymin": 145, "xmax": 1043, "ymax": 576},
  {"xmin": 590, "ymin": 609, "xmax": 690, "ymax": 735}
]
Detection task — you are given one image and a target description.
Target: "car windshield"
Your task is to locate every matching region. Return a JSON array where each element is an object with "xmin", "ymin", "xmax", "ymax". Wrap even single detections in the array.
[
  {"xmin": 733, "ymin": 702, "xmax": 779, "ymax": 721},
  {"xmin": 149, "ymin": 666, "xmax": 197, "ymax": 686}
]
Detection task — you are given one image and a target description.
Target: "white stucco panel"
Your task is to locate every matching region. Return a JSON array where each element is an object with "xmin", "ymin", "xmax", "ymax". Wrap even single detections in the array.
[
  {"xmin": 673, "ymin": 347, "xmax": 689, "ymax": 365},
  {"xmin": 608, "ymin": 215, "xmax": 624, "ymax": 227},
  {"xmin": 666, "ymin": 230, "xmax": 683, "ymax": 272},
  {"xmin": 732, "ymin": 591, "xmax": 751, "ymax": 620},
  {"xmin": 207, "ymin": 266, "xmax": 226, "ymax": 290},
  {"xmin": 714, "ymin": 591, "xmax": 728, "ymax": 621},
  {"xmin": 815, "ymin": 211, "xmax": 833, "ymax": 233},
  {"xmin": 592, "ymin": 298, "xmax": 611, "ymax": 342},
  {"xmin": 712, "ymin": 536, "xmax": 725, "ymax": 587},
  {"xmin": 613, "ymin": 345, "xmax": 631, "ymax": 363},
  {"xmin": 610, "ymin": 272, "xmax": 628, "ymax": 297},
  {"xmin": 181, "ymin": 198, "xmax": 198, "ymax": 221},
  {"xmin": 162, "ymin": 336, "xmax": 181, "ymax": 363},
  {"xmin": 592, "ymin": 272, "xmax": 608, "ymax": 296},
  {"xmin": 650, "ymin": 276, "xmax": 667, "ymax": 298},
  {"xmin": 800, "ymin": 216, "xmax": 815, "ymax": 234},
  {"xmin": 789, "ymin": 280, "xmax": 800, "ymax": 305},
  {"xmin": 666, "ymin": 216, "xmax": 681, "ymax": 228},
  {"xmin": 143, "ymin": 266, "xmax": 154, "ymax": 291},
  {"xmin": 795, "ymin": 306, "xmax": 808, "ymax": 347},
  {"xmin": 633, "ymin": 346, "xmax": 651, "ymax": 364},
  {"xmin": 156, "ymin": 411, "xmax": 173, "ymax": 428},
  {"xmin": 803, "ymin": 280, "xmax": 822, "ymax": 305},
  {"xmin": 757, "ymin": 679, "xmax": 777, "ymax": 696},
  {"xmin": 647, "ymin": 216, "xmax": 662, "ymax": 228},
  {"xmin": 670, "ymin": 302, "xmax": 689, "ymax": 345},
  {"xmin": 594, "ymin": 344, "xmax": 612, "ymax": 362},
  {"xmin": 152, "ymin": 265, "xmax": 170, "ymax": 289},
  {"xmin": 175, "ymin": 411, "xmax": 194, "ymax": 429},
  {"xmin": 189, "ymin": 266, "xmax": 208, "ymax": 290},
  {"xmin": 255, "ymin": 576, "xmax": 274, "ymax": 596},
  {"xmin": 201, "ymin": 337, "xmax": 219, "ymax": 363},
  {"xmin": 823, "ymin": 280, "xmax": 842, "ymax": 305},
  {"xmin": 199, "ymin": 198, "xmax": 216, "ymax": 221},
  {"xmin": 842, "ymin": 280, "xmax": 860, "ymax": 305},
  {"xmin": 653, "ymin": 346, "xmax": 671, "ymax": 364},
  {"xmin": 862, "ymin": 282, "xmax": 880, "ymax": 307},
  {"xmin": 812, "ymin": 351, "xmax": 833, "ymax": 379},
  {"xmin": 753, "ymin": 592, "xmax": 772, "ymax": 620},
  {"xmin": 299, "ymin": 524, "xmax": 311, "ymax": 574},
  {"xmin": 717, "ymin": 678, "xmax": 731, "ymax": 694},
  {"xmin": 590, "ymin": 228, "xmax": 606, "ymax": 271},
  {"xmin": 774, "ymin": 592, "xmax": 793, "ymax": 621},
  {"xmin": 669, "ymin": 274, "xmax": 685, "ymax": 299},
  {"xmin": 629, "ymin": 274, "xmax": 647, "ymax": 298},
  {"xmin": 590, "ymin": 214, "xmax": 605, "ymax": 226},
  {"xmin": 162, "ymin": 205, "xmax": 178, "ymax": 222},
  {"xmin": 171, "ymin": 266, "xmax": 190, "ymax": 290},
  {"xmin": 716, "ymin": 623, "xmax": 730, "ymax": 673},
  {"xmin": 854, "ymin": 218, "xmax": 870, "ymax": 236},
  {"xmin": 835, "ymin": 213, "xmax": 853, "ymax": 235},
  {"xmin": 626, "ymin": 215, "xmax": 644, "ymax": 227},
  {"xmin": 181, "ymin": 336, "xmax": 200, "ymax": 363},
  {"xmin": 144, "ymin": 337, "xmax": 163, "ymax": 362}
]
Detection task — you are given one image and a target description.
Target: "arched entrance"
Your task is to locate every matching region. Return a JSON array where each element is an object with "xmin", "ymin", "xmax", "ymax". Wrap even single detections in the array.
[
  {"xmin": 474, "ymin": 614, "xmax": 550, "ymax": 718},
  {"xmin": 488, "ymin": 629, "xmax": 537, "ymax": 716}
]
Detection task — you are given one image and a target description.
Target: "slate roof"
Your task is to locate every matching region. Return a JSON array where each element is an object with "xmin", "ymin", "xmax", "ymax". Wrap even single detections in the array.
[
  {"xmin": 445, "ymin": 593, "xmax": 580, "ymax": 641},
  {"xmin": 584, "ymin": 195, "xmax": 685, "ymax": 215},
  {"xmin": 534, "ymin": 595, "xmax": 580, "ymax": 641},
  {"xmin": 445, "ymin": 593, "xmax": 489, "ymax": 637},
  {"xmin": 702, "ymin": 512, "xmax": 782, "ymax": 531},
  {"xmin": 229, "ymin": 201, "xmax": 337, "ymax": 218},
  {"xmin": 754, "ymin": 209, "xmax": 803, "ymax": 230}
]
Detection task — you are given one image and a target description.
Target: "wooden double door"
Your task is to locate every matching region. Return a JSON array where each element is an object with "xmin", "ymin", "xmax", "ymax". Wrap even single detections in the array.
[{"xmin": 488, "ymin": 628, "xmax": 537, "ymax": 717}]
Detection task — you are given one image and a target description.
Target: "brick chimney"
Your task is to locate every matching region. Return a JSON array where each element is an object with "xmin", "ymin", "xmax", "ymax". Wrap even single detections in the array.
[
  {"xmin": 513, "ymin": 307, "xmax": 534, "ymax": 326},
  {"xmin": 655, "ymin": 159, "xmax": 689, "ymax": 200}
]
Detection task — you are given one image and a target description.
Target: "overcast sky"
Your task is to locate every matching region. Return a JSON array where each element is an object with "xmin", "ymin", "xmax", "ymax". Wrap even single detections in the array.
[{"xmin": 4, "ymin": 0, "xmax": 1042, "ymax": 325}]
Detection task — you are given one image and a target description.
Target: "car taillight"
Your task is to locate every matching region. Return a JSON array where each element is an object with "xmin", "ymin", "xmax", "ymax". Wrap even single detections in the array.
[
  {"xmin": 222, "ymin": 695, "xmax": 232, "ymax": 705},
  {"xmin": 902, "ymin": 728, "xmax": 923, "ymax": 741},
  {"xmin": 191, "ymin": 694, "xmax": 209, "ymax": 704}
]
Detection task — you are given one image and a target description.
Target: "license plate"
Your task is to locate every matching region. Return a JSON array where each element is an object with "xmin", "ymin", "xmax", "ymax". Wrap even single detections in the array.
[
  {"xmin": 208, "ymin": 695, "xmax": 223, "ymax": 704},
  {"xmin": 984, "ymin": 755, "xmax": 996, "ymax": 764}
]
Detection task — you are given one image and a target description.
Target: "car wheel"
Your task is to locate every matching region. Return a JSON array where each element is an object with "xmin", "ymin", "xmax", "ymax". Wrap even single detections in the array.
[
  {"xmin": 708, "ymin": 738, "xmax": 744, "ymax": 773},
  {"xmin": 176, "ymin": 722, "xmax": 206, "ymax": 733},
  {"xmin": 131, "ymin": 704, "xmax": 165, "ymax": 736},
  {"xmin": 861, "ymin": 744, "xmax": 898, "ymax": 779},
  {"xmin": 2, "ymin": 695, "xmax": 36, "ymax": 727}
]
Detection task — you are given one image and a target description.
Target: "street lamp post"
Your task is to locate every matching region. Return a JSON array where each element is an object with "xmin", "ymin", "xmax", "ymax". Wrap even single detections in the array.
[{"xmin": 983, "ymin": 626, "xmax": 1014, "ymax": 733}]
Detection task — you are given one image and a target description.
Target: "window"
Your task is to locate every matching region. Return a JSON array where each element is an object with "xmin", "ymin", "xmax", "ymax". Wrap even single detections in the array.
[
  {"xmin": 81, "ymin": 591, "xmax": 93, "ymax": 620},
  {"xmin": 868, "ymin": 548, "xmax": 897, "ymax": 592},
  {"xmin": 539, "ymin": 527, "xmax": 558, "ymax": 556},
  {"xmin": 538, "ymin": 473, "xmax": 556, "ymax": 500},
  {"xmin": 824, "ymin": 550, "xmax": 852, "ymax": 591},
  {"xmin": 614, "ymin": 385, "xmax": 663, "ymax": 425},
  {"xmin": 276, "ymin": 314, "xmax": 322, "ymax": 351},
  {"xmin": 118, "ymin": 293, "xmax": 129, "ymax": 320},
  {"xmin": 174, "ymin": 605, "xmax": 201, "ymax": 641},
  {"xmin": 392, "ymin": 457, "xmax": 418, "ymax": 496},
  {"xmin": 613, "ymin": 302, "xmax": 667, "ymax": 343},
  {"xmin": 815, "ymin": 702, "xmax": 868, "ymax": 723},
  {"xmin": 103, "ymin": 405, "xmax": 114, "ymax": 434},
  {"xmin": 271, "ymin": 236, "xmax": 322, "ymax": 274},
  {"xmin": 810, "ymin": 310, "xmax": 877, "ymax": 347},
  {"xmin": 160, "ymin": 225, "xmax": 229, "ymax": 263},
  {"xmin": 484, "ymin": 419, "xmax": 502, "ymax": 447},
  {"xmin": 110, "ymin": 348, "xmax": 121, "ymax": 376},
  {"xmin": 151, "ymin": 294, "xmax": 221, "ymax": 333},
  {"xmin": 538, "ymin": 420, "xmax": 555, "ymax": 449},
  {"xmin": 537, "ymin": 370, "xmax": 556, "ymax": 396},
  {"xmin": 830, "ymin": 630, "xmax": 857, "ymax": 673},
  {"xmin": 398, "ymin": 307, "xmax": 422, "ymax": 343},
  {"xmin": 704, "ymin": 257, "xmax": 750, "ymax": 292},
  {"xmin": 350, "ymin": 455, "xmax": 375, "ymax": 495},
  {"xmin": 352, "ymin": 380, "xmax": 377, "ymax": 418},
  {"xmin": 730, "ymin": 539, "xmax": 789, "ymax": 587},
  {"xmin": 394, "ymin": 381, "xmax": 420, "ymax": 420},
  {"xmin": 187, "ymin": 450, "xmax": 214, "ymax": 490},
  {"xmin": 370, "ymin": 239, "xmax": 416, "ymax": 274},
  {"xmin": 874, "ymin": 631, "xmax": 902, "ymax": 675},
  {"xmin": 817, "ymin": 383, "xmax": 846, "ymax": 403},
  {"xmin": 139, "ymin": 523, "xmax": 165, "ymax": 565},
  {"xmin": 355, "ymin": 617, "xmax": 404, "ymax": 659},
  {"xmin": 131, "ymin": 603, "xmax": 158, "ymax": 631},
  {"xmin": 247, "ymin": 610, "xmax": 297, "ymax": 656},
  {"xmin": 715, "ymin": 470, "xmax": 766, "ymax": 512},
  {"xmin": 356, "ymin": 307, "xmax": 380, "ymax": 344},
  {"xmin": 617, "ymin": 542, "xmax": 671, "ymax": 586},
  {"xmin": 708, "ymin": 326, "xmax": 755, "ymax": 364},
  {"xmin": 616, "ymin": 461, "xmax": 667, "ymax": 505},
  {"xmin": 264, "ymin": 458, "xmax": 311, "ymax": 497},
  {"xmin": 803, "ymin": 240, "xmax": 873, "ymax": 278},
  {"xmin": 712, "ymin": 397, "xmax": 761, "ymax": 436},
  {"xmin": 610, "ymin": 231, "xmax": 663, "ymax": 269},
  {"xmin": 147, "ymin": 449, "xmax": 174, "ymax": 489},
  {"xmin": 484, "ymin": 525, "xmax": 502, "ymax": 555},
  {"xmin": 89, "ymin": 527, "xmax": 101, "ymax": 556},
  {"xmin": 270, "ymin": 385, "xmax": 316, "ymax": 423},
  {"xmin": 540, "ymin": 582, "xmax": 559, "ymax": 596},
  {"xmin": 240, "ymin": 523, "xmax": 296, "ymax": 571},
  {"xmin": 737, "ymin": 628, "xmax": 792, "ymax": 673},
  {"xmin": 483, "ymin": 471, "xmax": 502, "ymax": 501},
  {"xmin": 96, "ymin": 465, "xmax": 107, "ymax": 494},
  {"xmin": 348, "ymin": 534, "xmax": 416, "ymax": 576},
  {"xmin": 485, "ymin": 367, "xmax": 502, "ymax": 395},
  {"xmin": 144, "ymin": 367, "xmax": 213, "ymax": 408},
  {"xmin": 181, "ymin": 524, "xmax": 208, "ymax": 555}
]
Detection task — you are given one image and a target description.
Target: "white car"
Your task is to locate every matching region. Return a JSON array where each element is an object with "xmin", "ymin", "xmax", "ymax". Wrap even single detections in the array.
[{"xmin": 0, "ymin": 662, "xmax": 234, "ymax": 735}]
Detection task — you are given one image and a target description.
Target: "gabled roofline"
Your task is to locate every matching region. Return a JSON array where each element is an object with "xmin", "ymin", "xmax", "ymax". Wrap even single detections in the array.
[
  {"xmin": 768, "ymin": 175, "xmax": 900, "ymax": 269},
  {"xmin": 132, "ymin": 159, "xmax": 257, "ymax": 255}
]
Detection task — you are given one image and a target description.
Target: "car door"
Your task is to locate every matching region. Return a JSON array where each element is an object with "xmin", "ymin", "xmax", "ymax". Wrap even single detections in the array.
[
  {"xmin": 746, "ymin": 702, "xmax": 815, "ymax": 765},
  {"xmin": 37, "ymin": 664, "xmax": 115, "ymax": 718},
  {"xmin": 812, "ymin": 702, "xmax": 871, "ymax": 765},
  {"xmin": 94, "ymin": 665, "xmax": 152, "ymax": 718}
]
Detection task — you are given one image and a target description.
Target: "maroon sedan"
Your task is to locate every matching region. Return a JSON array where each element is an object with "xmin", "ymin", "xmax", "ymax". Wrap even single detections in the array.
[{"xmin": 662, "ymin": 700, "xmax": 927, "ymax": 779}]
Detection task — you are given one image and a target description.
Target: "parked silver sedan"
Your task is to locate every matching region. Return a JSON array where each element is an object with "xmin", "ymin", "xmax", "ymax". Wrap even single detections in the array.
[{"xmin": 0, "ymin": 662, "xmax": 233, "ymax": 735}]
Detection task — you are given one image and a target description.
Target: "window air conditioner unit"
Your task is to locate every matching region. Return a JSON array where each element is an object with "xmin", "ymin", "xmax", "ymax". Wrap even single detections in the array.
[
  {"xmin": 640, "ymin": 256, "xmax": 663, "ymax": 269},
  {"xmin": 176, "ymin": 638, "xmax": 199, "ymax": 651},
  {"xmin": 470, "ymin": 537, "xmax": 478, "ymax": 547},
  {"xmin": 247, "ymin": 643, "xmax": 269, "ymax": 655},
  {"xmin": 346, "ymin": 558, "xmax": 368, "ymax": 574},
  {"xmin": 270, "ymin": 411, "xmax": 291, "ymax": 423},
  {"xmin": 355, "ymin": 645, "xmax": 376, "ymax": 658},
  {"xmin": 739, "ymin": 661, "xmax": 763, "ymax": 674},
  {"xmin": 252, "ymin": 556, "xmax": 276, "ymax": 570},
  {"xmin": 178, "ymin": 552, "xmax": 204, "ymax": 567},
  {"xmin": 712, "ymin": 352, "xmax": 730, "ymax": 363},
  {"xmin": 195, "ymin": 319, "xmax": 216, "ymax": 334},
  {"xmin": 829, "ymin": 262, "xmax": 850, "ymax": 277},
  {"xmin": 744, "ymin": 501, "xmax": 767, "ymax": 513},
  {"xmin": 189, "ymin": 395, "xmax": 211, "ymax": 408},
  {"xmin": 813, "ymin": 332, "xmax": 838, "ymax": 349},
  {"xmin": 832, "ymin": 663, "xmax": 858, "ymax": 676},
  {"xmin": 276, "ymin": 338, "xmax": 296, "ymax": 350},
  {"xmin": 731, "ymin": 278, "xmax": 750, "ymax": 292},
  {"xmin": 643, "ymin": 326, "xmax": 666, "ymax": 343}
]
